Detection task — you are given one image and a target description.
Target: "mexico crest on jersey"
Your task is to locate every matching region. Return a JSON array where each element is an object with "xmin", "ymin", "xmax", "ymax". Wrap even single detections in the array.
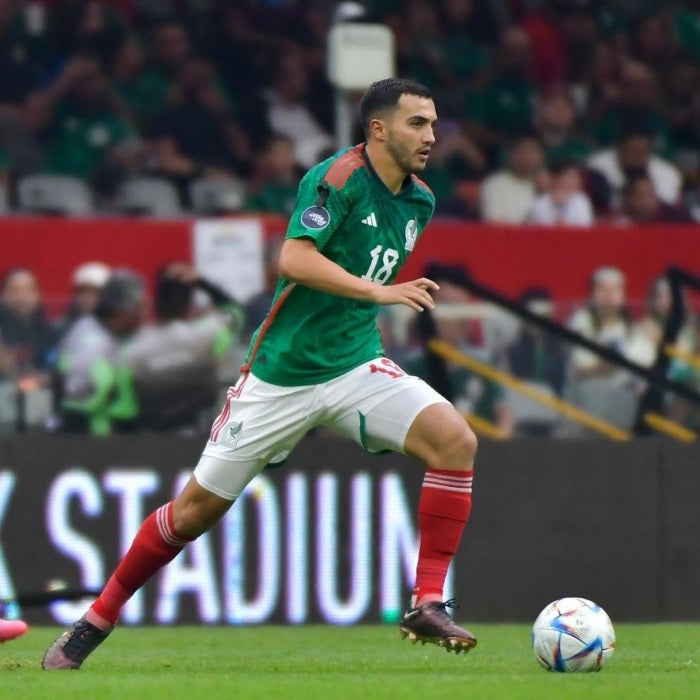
[
  {"xmin": 301, "ymin": 205, "xmax": 330, "ymax": 230},
  {"xmin": 404, "ymin": 219, "xmax": 418, "ymax": 251}
]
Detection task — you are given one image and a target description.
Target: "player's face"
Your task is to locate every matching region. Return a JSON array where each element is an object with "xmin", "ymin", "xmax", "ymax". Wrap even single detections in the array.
[{"xmin": 385, "ymin": 94, "xmax": 437, "ymax": 174}]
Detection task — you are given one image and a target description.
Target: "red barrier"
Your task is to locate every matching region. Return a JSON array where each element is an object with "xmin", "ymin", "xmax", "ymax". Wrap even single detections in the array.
[
  {"xmin": 1, "ymin": 216, "xmax": 697, "ymax": 315},
  {"xmin": 1, "ymin": 217, "xmax": 191, "ymax": 314},
  {"xmin": 399, "ymin": 222, "xmax": 700, "ymax": 302}
]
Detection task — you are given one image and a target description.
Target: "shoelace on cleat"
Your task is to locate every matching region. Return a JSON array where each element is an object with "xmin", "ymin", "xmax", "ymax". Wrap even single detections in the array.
[{"xmin": 431, "ymin": 599, "xmax": 460, "ymax": 617}]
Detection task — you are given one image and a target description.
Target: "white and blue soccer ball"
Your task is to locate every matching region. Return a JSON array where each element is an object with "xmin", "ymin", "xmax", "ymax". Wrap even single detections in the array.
[{"xmin": 532, "ymin": 597, "xmax": 616, "ymax": 672}]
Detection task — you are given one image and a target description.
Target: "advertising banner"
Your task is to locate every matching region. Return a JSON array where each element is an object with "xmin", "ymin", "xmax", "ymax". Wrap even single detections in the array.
[
  {"xmin": 0, "ymin": 435, "xmax": 438, "ymax": 626},
  {"xmin": 2, "ymin": 435, "xmax": 700, "ymax": 625}
]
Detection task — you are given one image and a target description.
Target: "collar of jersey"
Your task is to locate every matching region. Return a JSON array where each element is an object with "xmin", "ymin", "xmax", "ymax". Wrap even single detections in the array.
[{"xmin": 362, "ymin": 144, "xmax": 416, "ymax": 199}]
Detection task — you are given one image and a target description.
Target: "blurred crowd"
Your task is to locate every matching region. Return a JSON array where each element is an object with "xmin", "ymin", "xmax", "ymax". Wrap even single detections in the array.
[
  {"xmin": 1, "ymin": 250, "xmax": 699, "ymax": 439},
  {"xmin": 0, "ymin": 0, "xmax": 699, "ymax": 222},
  {"xmin": 0, "ymin": 259, "xmax": 249, "ymax": 435},
  {"xmin": 1, "ymin": 0, "xmax": 700, "ymax": 438}
]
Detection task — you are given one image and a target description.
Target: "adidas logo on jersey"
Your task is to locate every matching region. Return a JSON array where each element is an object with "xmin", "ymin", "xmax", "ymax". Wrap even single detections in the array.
[{"xmin": 361, "ymin": 212, "xmax": 378, "ymax": 227}]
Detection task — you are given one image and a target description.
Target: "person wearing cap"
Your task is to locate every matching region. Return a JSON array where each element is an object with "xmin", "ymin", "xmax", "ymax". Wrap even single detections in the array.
[
  {"xmin": 118, "ymin": 262, "xmax": 245, "ymax": 432},
  {"xmin": 55, "ymin": 269, "xmax": 146, "ymax": 435},
  {"xmin": 57, "ymin": 262, "xmax": 111, "ymax": 338}
]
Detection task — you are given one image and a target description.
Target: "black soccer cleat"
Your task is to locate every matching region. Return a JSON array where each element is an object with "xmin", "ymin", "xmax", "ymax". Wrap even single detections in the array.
[
  {"xmin": 399, "ymin": 599, "xmax": 477, "ymax": 654},
  {"xmin": 42, "ymin": 615, "xmax": 113, "ymax": 670}
]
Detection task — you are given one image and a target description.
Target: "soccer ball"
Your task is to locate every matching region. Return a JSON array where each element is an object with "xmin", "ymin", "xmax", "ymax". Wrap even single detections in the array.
[{"xmin": 532, "ymin": 597, "xmax": 615, "ymax": 672}]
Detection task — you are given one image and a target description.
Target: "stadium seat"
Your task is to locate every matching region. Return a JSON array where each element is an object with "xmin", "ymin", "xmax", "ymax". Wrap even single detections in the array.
[
  {"xmin": 563, "ymin": 377, "xmax": 638, "ymax": 433},
  {"xmin": 16, "ymin": 174, "xmax": 94, "ymax": 216},
  {"xmin": 506, "ymin": 380, "xmax": 560, "ymax": 436},
  {"xmin": 115, "ymin": 177, "xmax": 182, "ymax": 216},
  {"xmin": 189, "ymin": 178, "xmax": 247, "ymax": 215}
]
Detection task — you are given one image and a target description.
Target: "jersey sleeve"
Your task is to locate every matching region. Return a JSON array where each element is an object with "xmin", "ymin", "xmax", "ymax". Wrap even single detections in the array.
[{"xmin": 285, "ymin": 167, "xmax": 354, "ymax": 252}]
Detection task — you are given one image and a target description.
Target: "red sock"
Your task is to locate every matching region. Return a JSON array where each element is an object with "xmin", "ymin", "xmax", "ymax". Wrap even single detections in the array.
[
  {"xmin": 413, "ymin": 468, "xmax": 473, "ymax": 607},
  {"xmin": 88, "ymin": 502, "xmax": 194, "ymax": 628}
]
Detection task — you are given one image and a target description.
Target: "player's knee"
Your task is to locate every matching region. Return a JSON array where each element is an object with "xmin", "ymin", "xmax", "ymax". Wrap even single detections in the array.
[
  {"xmin": 433, "ymin": 421, "xmax": 478, "ymax": 471},
  {"xmin": 462, "ymin": 425, "xmax": 478, "ymax": 464},
  {"xmin": 453, "ymin": 423, "xmax": 478, "ymax": 467}
]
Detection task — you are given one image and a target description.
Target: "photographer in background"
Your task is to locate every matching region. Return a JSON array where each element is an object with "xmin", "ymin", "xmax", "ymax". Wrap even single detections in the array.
[{"xmin": 119, "ymin": 263, "xmax": 244, "ymax": 433}]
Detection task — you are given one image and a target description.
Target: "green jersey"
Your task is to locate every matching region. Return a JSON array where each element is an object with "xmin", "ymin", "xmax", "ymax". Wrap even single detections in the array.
[{"xmin": 244, "ymin": 143, "xmax": 435, "ymax": 386}]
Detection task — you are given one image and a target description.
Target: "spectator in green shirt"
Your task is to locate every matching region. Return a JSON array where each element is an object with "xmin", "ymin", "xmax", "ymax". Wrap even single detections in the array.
[
  {"xmin": 591, "ymin": 60, "xmax": 672, "ymax": 158},
  {"xmin": 122, "ymin": 19, "xmax": 234, "ymax": 133},
  {"xmin": 534, "ymin": 89, "xmax": 594, "ymax": 166},
  {"xmin": 404, "ymin": 0, "xmax": 491, "ymax": 96},
  {"xmin": 245, "ymin": 134, "xmax": 302, "ymax": 216},
  {"xmin": 144, "ymin": 56, "xmax": 252, "ymax": 198},
  {"xmin": 671, "ymin": 2, "xmax": 700, "ymax": 63},
  {"xmin": 661, "ymin": 53, "xmax": 700, "ymax": 168},
  {"xmin": 120, "ymin": 19, "xmax": 192, "ymax": 128},
  {"xmin": 463, "ymin": 26, "xmax": 537, "ymax": 163},
  {"xmin": 23, "ymin": 55, "xmax": 138, "ymax": 184}
]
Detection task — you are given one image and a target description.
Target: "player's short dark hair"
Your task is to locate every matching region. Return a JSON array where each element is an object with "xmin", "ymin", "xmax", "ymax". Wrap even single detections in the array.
[
  {"xmin": 359, "ymin": 78, "xmax": 432, "ymax": 134},
  {"xmin": 95, "ymin": 269, "xmax": 145, "ymax": 321}
]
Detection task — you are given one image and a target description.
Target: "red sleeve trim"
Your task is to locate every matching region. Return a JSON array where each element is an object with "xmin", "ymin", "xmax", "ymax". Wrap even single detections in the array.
[{"xmin": 411, "ymin": 174, "xmax": 434, "ymax": 196}]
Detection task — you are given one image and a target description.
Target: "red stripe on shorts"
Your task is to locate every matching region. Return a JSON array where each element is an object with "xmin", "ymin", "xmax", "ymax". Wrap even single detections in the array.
[{"xmin": 210, "ymin": 374, "xmax": 250, "ymax": 442}]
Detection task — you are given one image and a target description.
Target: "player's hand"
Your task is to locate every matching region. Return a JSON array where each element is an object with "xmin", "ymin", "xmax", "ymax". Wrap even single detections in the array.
[{"xmin": 371, "ymin": 278, "xmax": 439, "ymax": 312}]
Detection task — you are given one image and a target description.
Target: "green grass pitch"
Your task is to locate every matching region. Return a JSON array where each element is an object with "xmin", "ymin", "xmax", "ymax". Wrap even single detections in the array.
[{"xmin": 1, "ymin": 624, "xmax": 699, "ymax": 700}]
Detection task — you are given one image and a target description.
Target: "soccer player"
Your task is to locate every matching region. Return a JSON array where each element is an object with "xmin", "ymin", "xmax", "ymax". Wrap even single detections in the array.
[
  {"xmin": 42, "ymin": 78, "xmax": 479, "ymax": 670},
  {"xmin": 0, "ymin": 618, "xmax": 28, "ymax": 643}
]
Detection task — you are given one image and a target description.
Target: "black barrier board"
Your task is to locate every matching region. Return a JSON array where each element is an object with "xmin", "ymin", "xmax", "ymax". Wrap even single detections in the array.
[
  {"xmin": 0, "ymin": 434, "xmax": 696, "ymax": 625},
  {"xmin": 1, "ymin": 434, "xmax": 431, "ymax": 626},
  {"xmin": 659, "ymin": 441, "xmax": 700, "ymax": 620}
]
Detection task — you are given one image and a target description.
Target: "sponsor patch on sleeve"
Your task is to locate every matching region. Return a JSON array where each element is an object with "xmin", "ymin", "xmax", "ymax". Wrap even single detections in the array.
[{"xmin": 300, "ymin": 205, "xmax": 330, "ymax": 230}]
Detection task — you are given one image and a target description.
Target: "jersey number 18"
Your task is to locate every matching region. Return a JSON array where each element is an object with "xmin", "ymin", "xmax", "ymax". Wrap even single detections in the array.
[{"xmin": 361, "ymin": 245, "xmax": 399, "ymax": 284}]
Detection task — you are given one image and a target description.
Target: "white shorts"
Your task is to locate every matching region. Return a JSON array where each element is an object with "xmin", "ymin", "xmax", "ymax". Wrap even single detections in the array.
[{"xmin": 194, "ymin": 357, "xmax": 449, "ymax": 500}]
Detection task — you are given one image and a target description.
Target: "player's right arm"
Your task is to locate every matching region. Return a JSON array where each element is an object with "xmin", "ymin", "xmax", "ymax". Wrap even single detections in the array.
[{"xmin": 278, "ymin": 237, "xmax": 438, "ymax": 312}]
